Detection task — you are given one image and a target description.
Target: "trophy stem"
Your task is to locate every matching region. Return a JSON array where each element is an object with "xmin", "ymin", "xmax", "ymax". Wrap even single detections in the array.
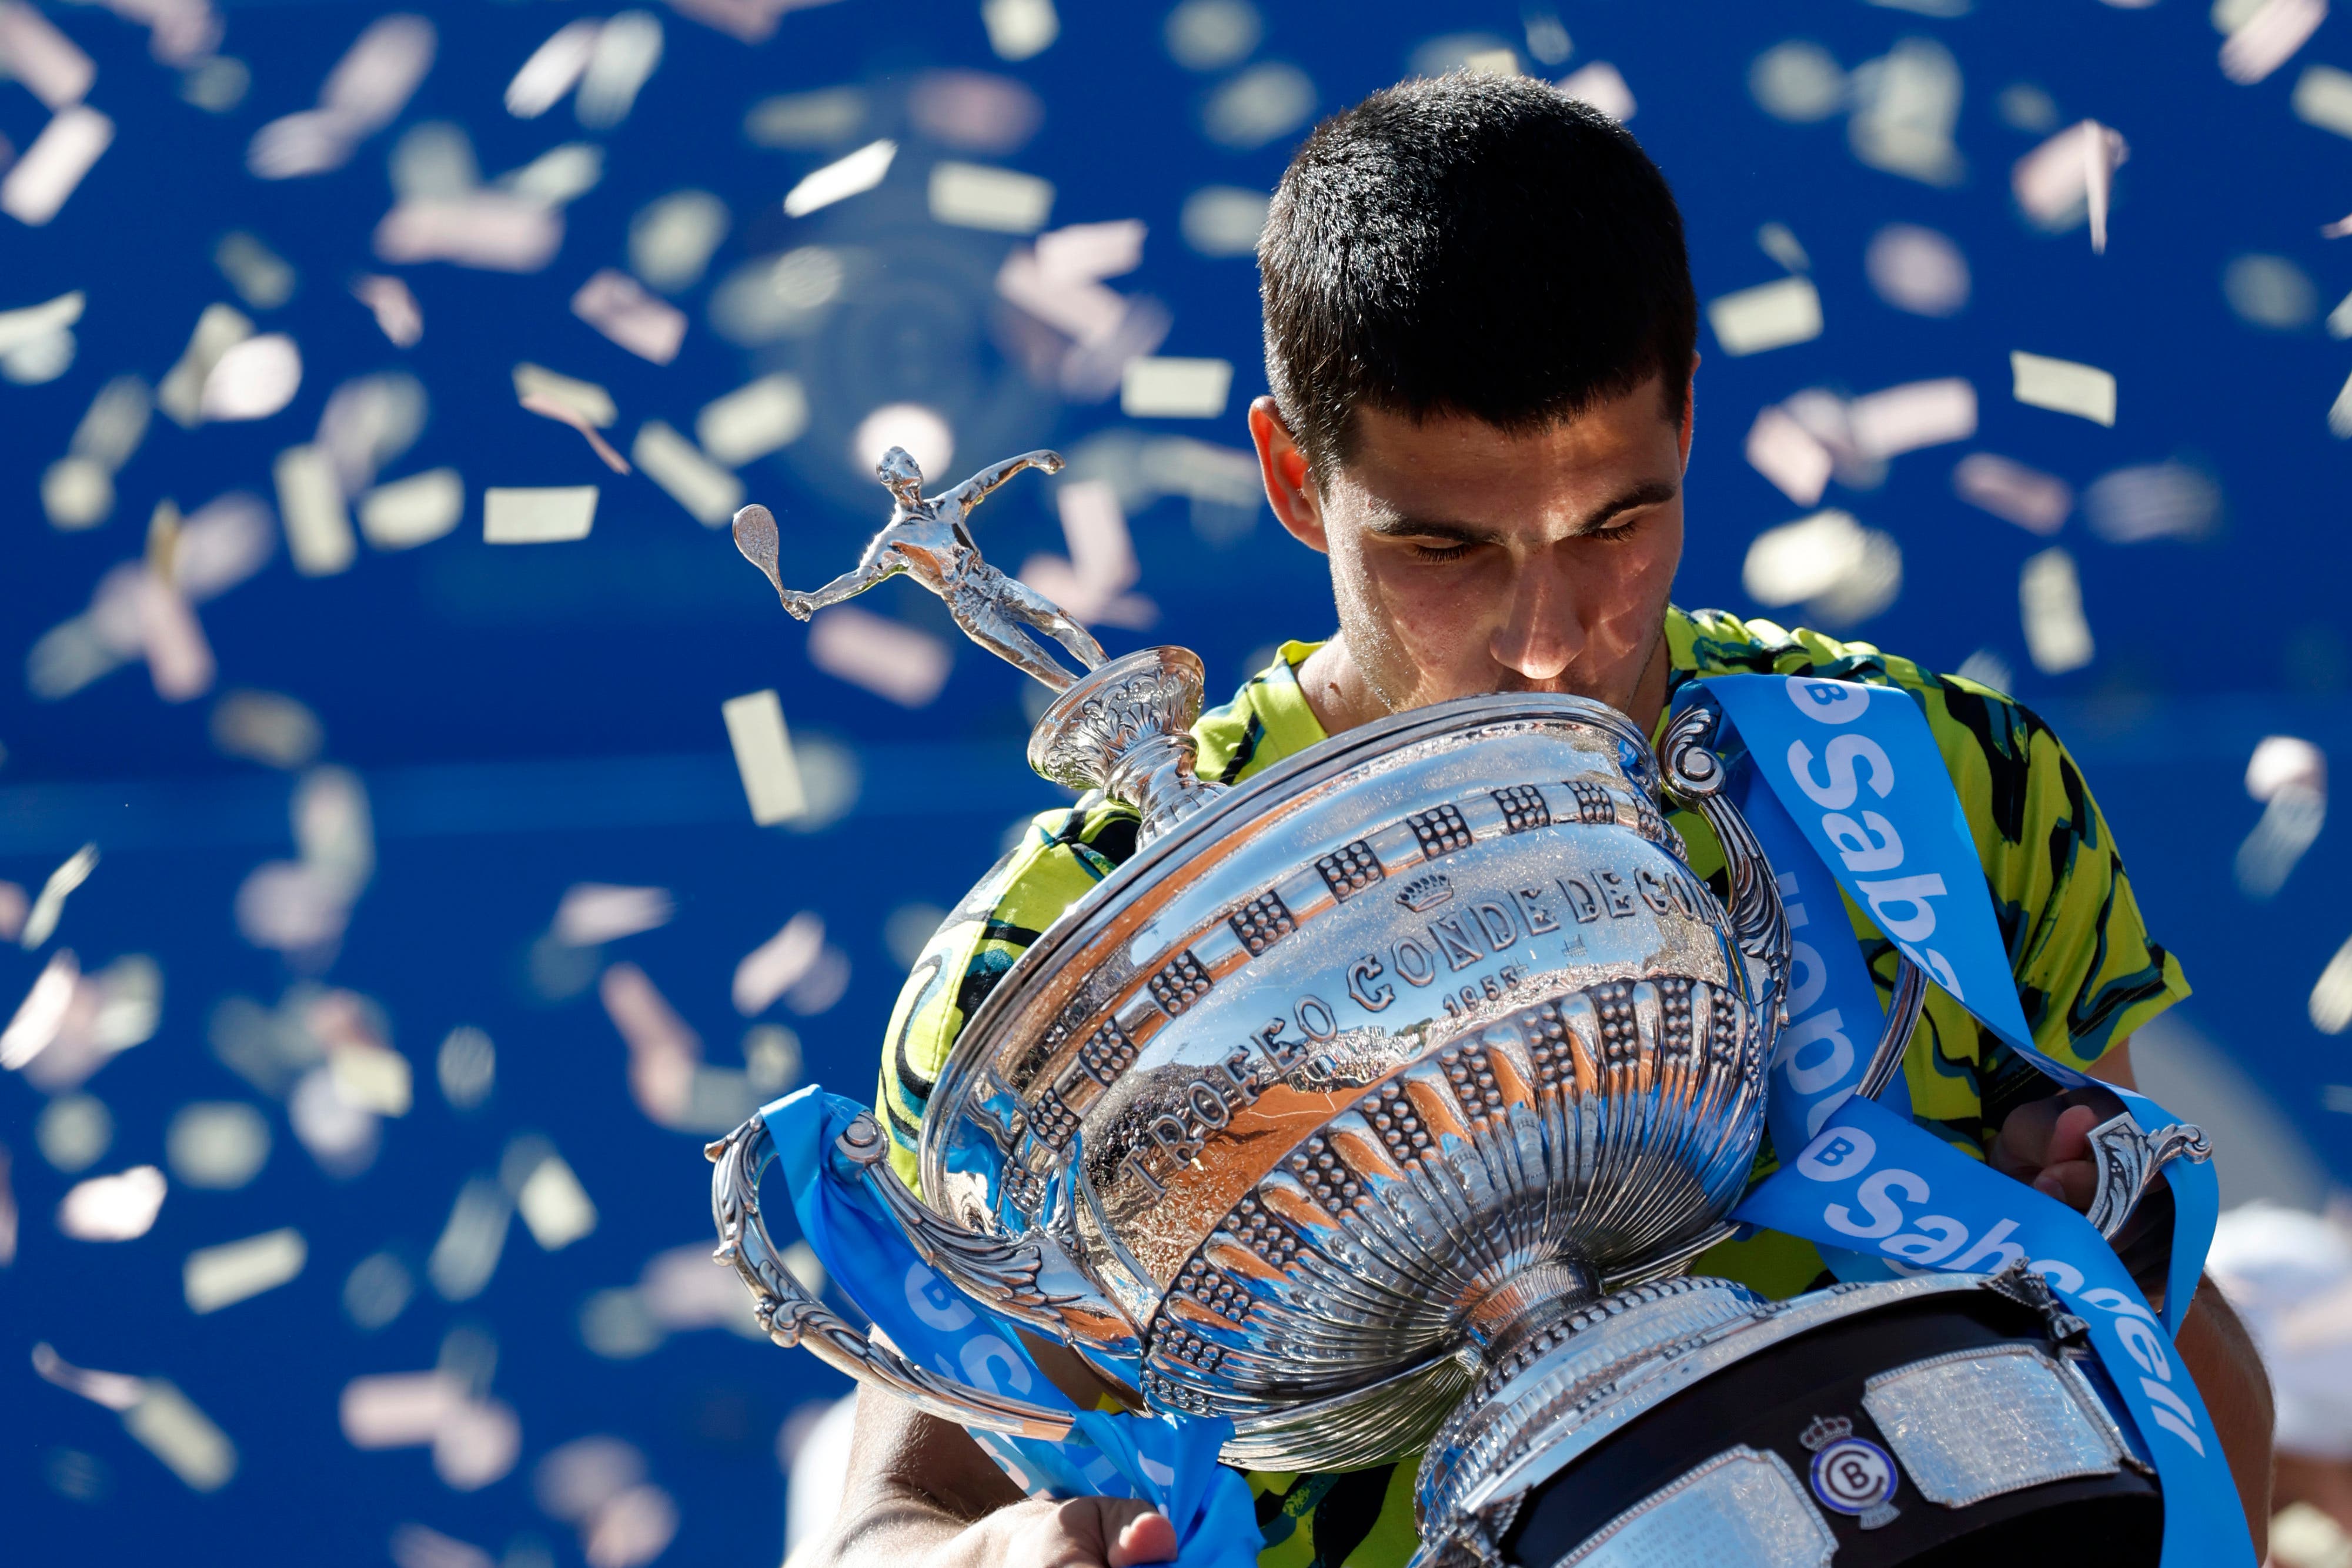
[
  {"xmin": 1462, "ymin": 1258, "xmax": 1603, "ymax": 1368},
  {"xmin": 1026, "ymin": 647, "xmax": 1228, "ymax": 845}
]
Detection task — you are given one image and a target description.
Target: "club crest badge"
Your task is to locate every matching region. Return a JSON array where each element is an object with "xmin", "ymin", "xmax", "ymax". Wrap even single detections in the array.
[{"xmin": 1800, "ymin": 1415, "xmax": 1900, "ymax": 1529}]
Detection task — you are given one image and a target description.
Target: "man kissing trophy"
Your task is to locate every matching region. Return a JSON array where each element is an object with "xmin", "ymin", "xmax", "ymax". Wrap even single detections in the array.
[{"xmin": 709, "ymin": 75, "xmax": 2271, "ymax": 1568}]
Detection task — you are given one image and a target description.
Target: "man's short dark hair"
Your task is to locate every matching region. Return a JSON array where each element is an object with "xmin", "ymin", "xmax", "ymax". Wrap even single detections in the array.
[{"xmin": 1258, "ymin": 73, "xmax": 1698, "ymax": 470}]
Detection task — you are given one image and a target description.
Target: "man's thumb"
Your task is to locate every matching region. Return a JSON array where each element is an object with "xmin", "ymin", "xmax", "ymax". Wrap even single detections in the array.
[{"xmin": 1105, "ymin": 1505, "xmax": 1178, "ymax": 1568}]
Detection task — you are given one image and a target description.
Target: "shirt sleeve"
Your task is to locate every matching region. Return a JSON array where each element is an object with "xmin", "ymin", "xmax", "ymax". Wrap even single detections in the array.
[{"xmin": 1927, "ymin": 678, "xmax": 2193, "ymax": 1082}]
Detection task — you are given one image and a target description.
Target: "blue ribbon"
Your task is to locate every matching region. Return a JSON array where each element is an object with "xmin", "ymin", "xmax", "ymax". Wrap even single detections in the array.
[
  {"xmin": 764, "ymin": 1086, "xmax": 1261, "ymax": 1563},
  {"xmin": 1696, "ymin": 674, "xmax": 2247, "ymax": 1563}
]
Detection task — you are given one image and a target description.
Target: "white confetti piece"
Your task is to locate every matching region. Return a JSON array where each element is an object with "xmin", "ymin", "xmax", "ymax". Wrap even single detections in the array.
[
  {"xmin": 427, "ymin": 1175, "xmax": 510, "ymax": 1301},
  {"xmin": 342, "ymin": 1370, "xmax": 465, "ymax": 1447},
  {"xmin": 2084, "ymin": 462, "xmax": 2221, "ymax": 543},
  {"xmin": 2, "ymin": 950, "xmax": 77, "ymax": 1068},
  {"xmin": 2011, "ymin": 121, "xmax": 2130, "ymax": 236},
  {"xmin": 1741, "ymin": 509, "xmax": 1902, "ymax": 625},
  {"xmin": 1557, "ymin": 61, "xmax": 1635, "ymax": 121},
  {"xmin": 1865, "ymin": 223, "xmax": 1969, "ymax": 316},
  {"xmin": 2236, "ymin": 735, "xmax": 2327, "ymax": 898},
  {"xmin": 783, "ymin": 138, "xmax": 896, "ymax": 218},
  {"xmin": 1706, "ymin": 276, "xmax": 1822, "ymax": 356},
  {"xmin": 58, "ymin": 1164, "xmax": 166, "ymax": 1241},
  {"xmin": 2019, "ymin": 546, "xmax": 2094, "ymax": 673},
  {"xmin": 184, "ymin": 1228, "xmax": 306, "ymax": 1313},
  {"xmin": 1, "ymin": 105, "xmax": 112, "ymax": 225},
  {"xmin": 514, "ymin": 1152, "xmax": 596, "ymax": 1250},
  {"xmin": 808, "ymin": 606, "xmax": 954, "ymax": 707},
  {"xmin": 22, "ymin": 842, "xmax": 96, "ymax": 951},
  {"xmin": 697, "ymin": 374, "xmax": 808, "ymax": 466},
  {"xmin": 600, "ymin": 962, "xmax": 700, "ymax": 1125},
  {"xmin": 983, "ymin": 0, "xmax": 1058, "ymax": 59},
  {"xmin": 2221, "ymin": 0, "xmax": 2326, "ymax": 85},
  {"xmin": 0, "ymin": 3, "xmax": 96, "ymax": 109},
  {"xmin": 506, "ymin": 18, "xmax": 600, "ymax": 118},
  {"xmin": 928, "ymin": 161, "xmax": 1054, "ymax": 232},
  {"xmin": 2330, "ymin": 366, "xmax": 2352, "ymax": 438},
  {"xmin": 1952, "ymin": 453, "xmax": 2070, "ymax": 534},
  {"xmin": 629, "ymin": 189, "xmax": 729, "ymax": 292},
  {"xmin": 721, "ymin": 690, "xmax": 807, "ymax": 825},
  {"xmin": 166, "ymin": 1102, "xmax": 272, "ymax": 1189},
  {"xmin": 198, "ymin": 333, "xmax": 302, "ymax": 422},
  {"xmin": 2312, "ymin": 934, "xmax": 2352, "ymax": 1034},
  {"xmin": 359, "ymin": 468, "xmax": 465, "ymax": 550},
  {"xmin": 1847, "ymin": 377, "xmax": 1975, "ymax": 459},
  {"xmin": 392, "ymin": 1525, "xmax": 497, "ymax": 1568},
  {"xmin": 1121, "ymin": 356, "xmax": 1234, "ymax": 417},
  {"xmin": 248, "ymin": 14, "xmax": 436, "ymax": 179},
  {"xmin": 123, "ymin": 1382, "xmax": 236, "ymax": 1492},
  {"xmin": 375, "ymin": 194, "xmax": 564, "ymax": 272},
  {"xmin": 2010, "ymin": 350, "xmax": 2116, "ymax": 426},
  {"xmin": 572, "ymin": 269, "xmax": 687, "ymax": 363},
  {"xmin": 1180, "ymin": 186, "xmax": 1267, "ymax": 256},
  {"xmin": 1744, "ymin": 406, "xmax": 1834, "ymax": 506},
  {"xmin": 483, "ymin": 486, "xmax": 597, "ymax": 544},
  {"xmin": 514, "ymin": 362, "xmax": 616, "ymax": 427},
  {"xmin": 632, "ymin": 421, "xmax": 742, "ymax": 525},
  {"xmin": 553, "ymin": 884, "xmax": 673, "ymax": 946},
  {"xmin": 158, "ymin": 303, "xmax": 253, "ymax": 427},
  {"xmin": 274, "ymin": 444, "xmax": 357, "ymax": 576},
  {"xmin": 734, "ymin": 912, "xmax": 824, "ymax": 1015},
  {"xmin": 576, "ymin": 10, "xmax": 662, "ymax": 129},
  {"xmin": 1203, "ymin": 61, "xmax": 1314, "ymax": 148},
  {"xmin": 1846, "ymin": 36, "xmax": 1963, "ymax": 186},
  {"xmin": 437, "ymin": 1027, "xmax": 495, "ymax": 1111},
  {"xmin": 851, "ymin": 403, "xmax": 954, "ymax": 477}
]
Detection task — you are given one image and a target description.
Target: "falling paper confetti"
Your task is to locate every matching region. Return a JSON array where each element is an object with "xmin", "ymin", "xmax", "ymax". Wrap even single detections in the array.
[
  {"xmin": 2010, "ymin": 350, "xmax": 2116, "ymax": 426},
  {"xmin": 720, "ymin": 689, "xmax": 807, "ymax": 825},
  {"xmin": 1706, "ymin": 276, "xmax": 1823, "ymax": 356}
]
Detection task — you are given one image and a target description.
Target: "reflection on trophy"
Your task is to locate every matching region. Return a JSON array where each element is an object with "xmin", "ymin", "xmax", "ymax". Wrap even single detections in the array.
[{"xmin": 711, "ymin": 449, "xmax": 2208, "ymax": 1567}]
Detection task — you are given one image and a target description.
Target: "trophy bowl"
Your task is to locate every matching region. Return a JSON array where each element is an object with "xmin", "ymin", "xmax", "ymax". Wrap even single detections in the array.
[{"xmin": 908, "ymin": 686, "xmax": 1786, "ymax": 1471}]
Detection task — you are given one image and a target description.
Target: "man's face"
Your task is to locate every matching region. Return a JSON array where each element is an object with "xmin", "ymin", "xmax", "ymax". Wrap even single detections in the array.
[{"xmin": 1251, "ymin": 374, "xmax": 1691, "ymax": 723}]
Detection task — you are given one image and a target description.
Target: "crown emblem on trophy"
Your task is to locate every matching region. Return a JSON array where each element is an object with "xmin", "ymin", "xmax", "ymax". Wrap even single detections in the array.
[
  {"xmin": 1395, "ymin": 872, "xmax": 1455, "ymax": 913},
  {"xmin": 1800, "ymin": 1413, "xmax": 1856, "ymax": 1452}
]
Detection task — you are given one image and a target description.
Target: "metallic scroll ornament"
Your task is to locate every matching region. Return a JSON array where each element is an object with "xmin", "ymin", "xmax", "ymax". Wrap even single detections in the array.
[
  {"xmin": 733, "ymin": 446, "xmax": 1224, "ymax": 844},
  {"xmin": 2083, "ymin": 1110, "xmax": 2215, "ymax": 1242}
]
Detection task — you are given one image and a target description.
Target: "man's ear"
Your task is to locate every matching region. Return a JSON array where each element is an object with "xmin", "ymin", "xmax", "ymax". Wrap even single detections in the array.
[{"xmin": 1248, "ymin": 396, "xmax": 1329, "ymax": 556}]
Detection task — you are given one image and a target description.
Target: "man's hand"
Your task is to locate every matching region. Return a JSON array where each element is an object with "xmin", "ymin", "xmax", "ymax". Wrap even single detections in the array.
[
  {"xmin": 1990, "ymin": 1085, "xmax": 2127, "ymax": 1212},
  {"xmin": 977, "ymin": 1497, "xmax": 1178, "ymax": 1568}
]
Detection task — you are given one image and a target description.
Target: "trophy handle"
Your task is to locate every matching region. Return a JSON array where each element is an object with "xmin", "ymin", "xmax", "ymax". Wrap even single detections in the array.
[
  {"xmin": 1856, "ymin": 957, "xmax": 1929, "ymax": 1101},
  {"xmin": 2081, "ymin": 1112, "xmax": 2214, "ymax": 1242},
  {"xmin": 706, "ymin": 1112, "xmax": 1076, "ymax": 1439},
  {"xmin": 833, "ymin": 1114, "xmax": 1147, "ymax": 1362},
  {"xmin": 1658, "ymin": 701, "xmax": 1790, "ymax": 1025}
]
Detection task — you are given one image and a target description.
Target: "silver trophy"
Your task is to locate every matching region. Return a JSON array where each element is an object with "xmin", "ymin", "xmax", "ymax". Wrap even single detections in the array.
[{"xmin": 711, "ymin": 449, "xmax": 2214, "ymax": 1566}]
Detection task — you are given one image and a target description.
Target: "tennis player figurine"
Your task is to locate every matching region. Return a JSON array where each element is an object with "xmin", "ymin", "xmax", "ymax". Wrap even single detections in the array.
[{"xmin": 732, "ymin": 446, "xmax": 1108, "ymax": 692}]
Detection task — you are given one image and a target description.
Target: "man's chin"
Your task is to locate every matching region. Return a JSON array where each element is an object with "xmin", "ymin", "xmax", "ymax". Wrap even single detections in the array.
[{"xmin": 1410, "ymin": 678, "xmax": 1632, "ymax": 717}]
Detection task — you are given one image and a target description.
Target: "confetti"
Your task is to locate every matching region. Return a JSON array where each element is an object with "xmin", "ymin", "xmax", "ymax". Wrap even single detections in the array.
[
  {"xmin": 213, "ymin": 231, "xmax": 297, "ymax": 311},
  {"xmin": 632, "ymin": 420, "xmax": 742, "ymax": 524},
  {"xmin": 248, "ymin": 14, "xmax": 436, "ymax": 180},
  {"xmin": 211, "ymin": 688, "xmax": 324, "ymax": 768},
  {"xmin": 125, "ymin": 1383, "xmax": 238, "ymax": 1492},
  {"xmin": 1121, "ymin": 356, "xmax": 1234, "ymax": 417},
  {"xmin": 0, "ymin": 886, "xmax": 23, "ymax": 944},
  {"xmin": 720, "ymin": 688, "xmax": 807, "ymax": 825},
  {"xmin": 599, "ymin": 962, "xmax": 699, "ymax": 1125},
  {"xmin": 2083, "ymin": 462, "xmax": 2220, "ymax": 543},
  {"xmin": 157, "ymin": 303, "xmax": 253, "ymax": 426},
  {"xmin": 696, "ymin": 373, "xmax": 808, "ymax": 465},
  {"xmin": 57, "ymin": 1164, "xmax": 166, "ymax": 1241},
  {"xmin": 733, "ymin": 911, "xmax": 824, "ymax": 1015},
  {"xmin": 1952, "ymin": 453, "xmax": 2071, "ymax": 534},
  {"xmin": 184, "ymin": 1228, "xmax": 307, "ymax": 1313},
  {"xmin": 1740, "ymin": 509, "xmax": 1902, "ymax": 626},
  {"xmin": 744, "ymin": 86, "xmax": 867, "ymax": 148},
  {"xmin": 3, "ymin": 950, "xmax": 78, "ymax": 1067},
  {"xmin": 928, "ymin": 161, "xmax": 1055, "ymax": 233},
  {"xmin": 0, "ymin": 2, "xmax": 96, "ymax": 109},
  {"xmin": 41, "ymin": 373, "xmax": 151, "ymax": 530},
  {"xmin": 2333, "ymin": 367, "xmax": 2352, "ymax": 438},
  {"xmin": 576, "ymin": 11, "xmax": 664, "ymax": 130},
  {"xmin": 628, "ymin": 189, "xmax": 730, "ymax": 292},
  {"xmin": 2010, "ymin": 349, "xmax": 2116, "ymax": 426},
  {"xmin": 2236, "ymin": 735, "xmax": 2327, "ymax": 898},
  {"xmin": 390, "ymin": 1525, "xmax": 496, "ymax": 1568},
  {"xmin": 1557, "ymin": 62, "xmax": 1635, "ymax": 121},
  {"xmin": 1847, "ymin": 377, "xmax": 1975, "ymax": 459},
  {"xmin": 510, "ymin": 1145, "xmax": 597, "ymax": 1251},
  {"xmin": 427, "ymin": 1176, "xmax": 512, "ymax": 1301},
  {"xmin": 198, "ymin": 333, "xmax": 303, "ymax": 422},
  {"xmin": 2011, "ymin": 120, "xmax": 2130, "ymax": 238},
  {"xmin": 1202, "ymin": 62, "xmax": 1315, "ymax": 149},
  {"xmin": 35, "ymin": 1094, "xmax": 111, "ymax": 1171},
  {"xmin": 982, "ymin": 0, "xmax": 1058, "ymax": 60},
  {"xmin": 2224, "ymin": 253, "xmax": 2321, "ymax": 329},
  {"xmin": 554, "ymin": 884, "xmax": 674, "ymax": 946},
  {"xmin": 2019, "ymin": 546, "xmax": 2094, "ymax": 673},
  {"xmin": 359, "ymin": 469, "xmax": 466, "ymax": 550},
  {"xmin": 907, "ymin": 68, "xmax": 1044, "ymax": 153},
  {"xmin": 1749, "ymin": 39, "xmax": 1846, "ymax": 123},
  {"xmin": 506, "ymin": 19, "xmax": 602, "ymax": 118},
  {"xmin": 274, "ymin": 445, "xmax": 358, "ymax": 576},
  {"xmin": 343, "ymin": 1252, "xmax": 416, "ymax": 1330},
  {"xmin": 0, "ymin": 105, "xmax": 113, "ymax": 226},
  {"xmin": 1705, "ymin": 276, "xmax": 1823, "ymax": 356},
  {"xmin": 0, "ymin": 1146, "xmax": 14, "ymax": 1266},
  {"xmin": 1744, "ymin": 407, "xmax": 1833, "ymax": 506},
  {"xmin": 375, "ymin": 193, "xmax": 564, "ymax": 273},
  {"xmin": 165, "ymin": 1102, "xmax": 272, "ymax": 1189},
  {"xmin": 1864, "ymin": 224, "xmax": 1969, "ymax": 316},
  {"xmin": 1181, "ymin": 186, "xmax": 1268, "ymax": 256},
  {"xmin": 2220, "ymin": 0, "xmax": 2326, "ymax": 85},
  {"xmin": 22, "ymin": 842, "xmax": 97, "ymax": 950},
  {"xmin": 2313, "ymin": 933, "xmax": 2352, "ymax": 1034},
  {"xmin": 783, "ymin": 138, "xmax": 897, "ymax": 218},
  {"xmin": 484, "ymin": 486, "xmax": 597, "ymax": 544},
  {"xmin": 0, "ymin": 289, "xmax": 84, "ymax": 386},
  {"xmin": 808, "ymin": 606, "xmax": 954, "ymax": 707},
  {"xmin": 850, "ymin": 402, "xmax": 955, "ymax": 476},
  {"xmin": 572, "ymin": 269, "xmax": 687, "ymax": 363},
  {"xmin": 1846, "ymin": 36, "xmax": 1962, "ymax": 186}
]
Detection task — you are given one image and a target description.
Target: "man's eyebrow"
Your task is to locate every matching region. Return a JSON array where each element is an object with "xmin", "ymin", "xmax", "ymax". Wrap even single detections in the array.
[{"xmin": 1362, "ymin": 480, "xmax": 1681, "ymax": 543}]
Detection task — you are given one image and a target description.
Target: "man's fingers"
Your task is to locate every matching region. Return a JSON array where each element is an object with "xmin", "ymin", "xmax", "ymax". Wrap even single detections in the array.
[
  {"xmin": 2046, "ymin": 1102, "xmax": 2101, "ymax": 1166},
  {"xmin": 2032, "ymin": 1156, "xmax": 2097, "ymax": 1212},
  {"xmin": 1108, "ymin": 1509, "xmax": 1179, "ymax": 1568},
  {"xmin": 1992, "ymin": 1095, "xmax": 2061, "ymax": 1177}
]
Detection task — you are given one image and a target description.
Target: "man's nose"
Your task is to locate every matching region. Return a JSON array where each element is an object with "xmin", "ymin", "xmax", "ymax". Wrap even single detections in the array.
[{"xmin": 1489, "ymin": 554, "xmax": 1585, "ymax": 682}]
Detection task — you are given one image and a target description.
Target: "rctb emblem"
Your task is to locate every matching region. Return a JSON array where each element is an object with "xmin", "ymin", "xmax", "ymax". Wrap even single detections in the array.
[{"xmin": 1800, "ymin": 1414, "xmax": 1900, "ymax": 1529}]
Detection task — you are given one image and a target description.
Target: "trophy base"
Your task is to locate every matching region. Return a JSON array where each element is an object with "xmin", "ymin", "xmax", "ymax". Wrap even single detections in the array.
[{"xmin": 1494, "ymin": 1276, "xmax": 2160, "ymax": 1568}]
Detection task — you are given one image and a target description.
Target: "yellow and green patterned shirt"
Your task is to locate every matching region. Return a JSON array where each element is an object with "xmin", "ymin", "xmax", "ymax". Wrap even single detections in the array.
[{"xmin": 874, "ymin": 607, "xmax": 2191, "ymax": 1568}]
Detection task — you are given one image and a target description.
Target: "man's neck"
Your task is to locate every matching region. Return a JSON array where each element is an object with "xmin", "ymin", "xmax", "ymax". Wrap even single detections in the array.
[{"xmin": 1294, "ymin": 632, "xmax": 1675, "ymax": 738}]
